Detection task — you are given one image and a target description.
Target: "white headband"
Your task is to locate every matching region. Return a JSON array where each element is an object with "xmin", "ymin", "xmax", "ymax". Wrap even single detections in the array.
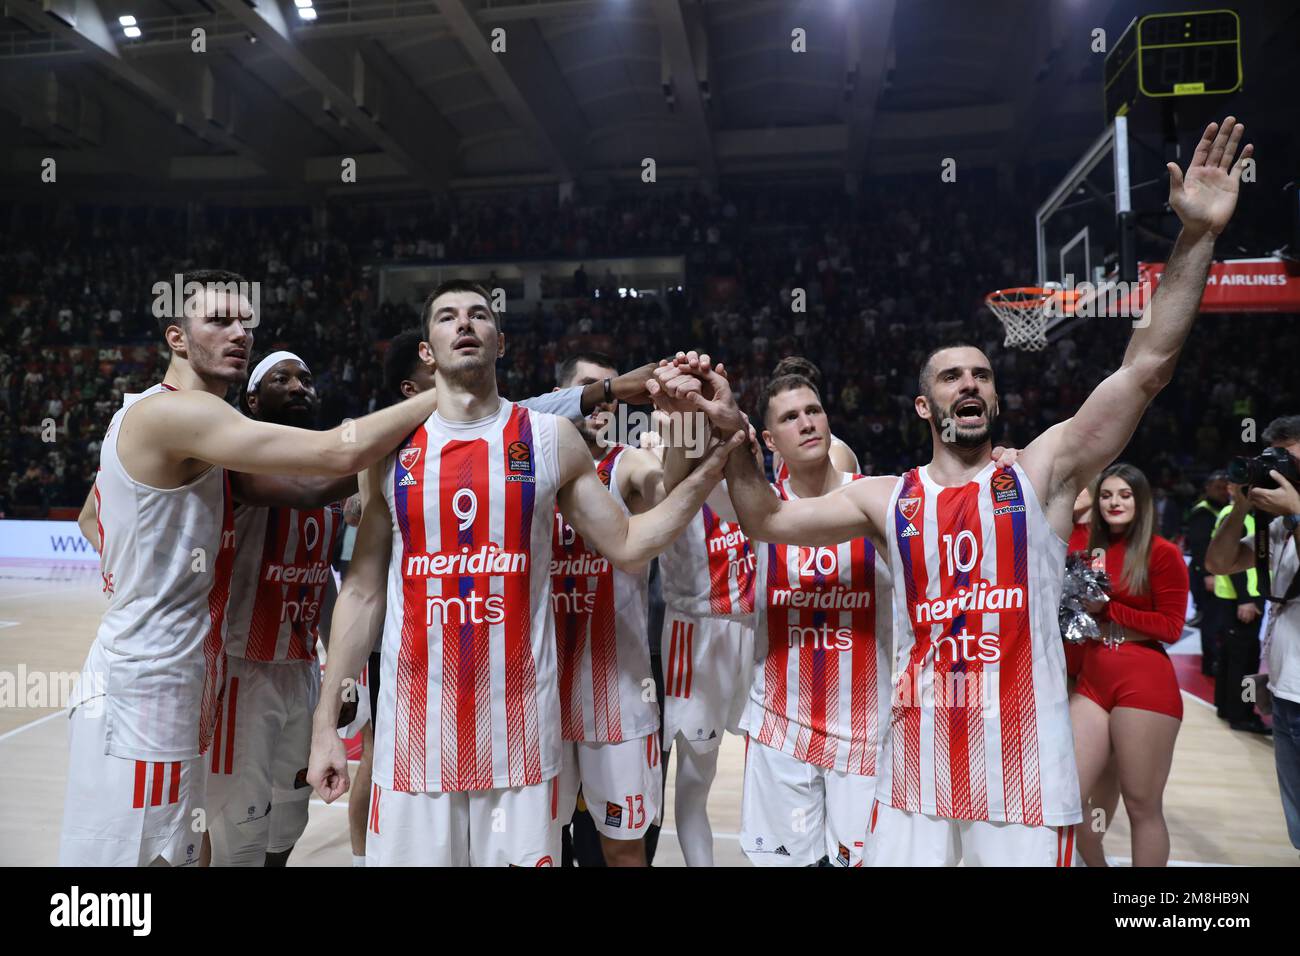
[{"xmin": 247, "ymin": 351, "xmax": 309, "ymax": 393}]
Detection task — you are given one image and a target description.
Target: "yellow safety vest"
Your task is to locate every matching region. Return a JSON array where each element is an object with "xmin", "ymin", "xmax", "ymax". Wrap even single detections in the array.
[{"xmin": 1213, "ymin": 505, "xmax": 1259, "ymax": 600}]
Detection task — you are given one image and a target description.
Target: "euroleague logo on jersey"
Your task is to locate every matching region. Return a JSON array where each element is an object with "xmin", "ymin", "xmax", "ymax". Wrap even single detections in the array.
[
  {"xmin": 397, "ymin": 446, "xmax": 422, "ymax": 487},
  {"xmin": 898, "ymin": 496, "xmax": 921, "ymax": 537},
  {"xmin": 991, "ymin": 470, "xmax": 1020, "ymax": 503},
  {"xmin": 508, "ymin": 440, "xmax": 532, "ymax": 470}
]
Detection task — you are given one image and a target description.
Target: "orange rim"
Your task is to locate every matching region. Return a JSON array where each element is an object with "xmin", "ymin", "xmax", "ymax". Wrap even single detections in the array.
[{"xmin": 984, "ymin": 286, "xmax": 1080, "ymax": 307}]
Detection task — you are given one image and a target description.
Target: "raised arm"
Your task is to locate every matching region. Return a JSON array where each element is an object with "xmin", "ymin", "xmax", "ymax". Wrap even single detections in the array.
[
  {"xmin": 1205, "ymin": 488, "xmax": 1254, "ymax": 576},
  {"xmin": 128, "ymin": 386, "xmax": 438, "ymax": 480},
  {"xmin": 616, "ymin": 446, "xmax": 666, "ymax": 514},
  {"xmin": 1034, "ymin": 118, "xmax": 1252, "ymax": 499},
  {"xmin": 587, "ymin": 362, "xmax": 656, "ymax": 414},
  {"xmin": 556, "ymin": 417, "xmax": 741, "ymax": 573},
  {"xmin": 308, "ymin": 459, "xmax": 393, "ymax": 802}
]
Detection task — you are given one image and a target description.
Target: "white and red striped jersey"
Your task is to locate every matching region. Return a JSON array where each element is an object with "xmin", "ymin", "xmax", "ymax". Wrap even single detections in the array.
[
  {"xmin": 73, "ymin": 383, "xmax": 235, "ymax": 762},
  {"xmin": 550, "ymin": 445, "xmax": 658, "ymax": 743},
  {"xmin": 882, "ymin": 463, "xmax": 1080, "ymax": 826},
  {"xmin": 373, "ymin": 401, "xmax": 563, "ymax": 793},
  {"xmin": 659, "ymin": 501, "xmax": 756, "ymax": 619},
  {"xmin": 225, "ymin": 503, "xmax": 343, "ymax": 661},
  {"xmin": 742, "ymin": 474, "xmax": 892, "ymax": 776}
]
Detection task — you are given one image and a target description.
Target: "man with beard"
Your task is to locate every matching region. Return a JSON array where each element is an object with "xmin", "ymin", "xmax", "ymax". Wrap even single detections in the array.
[
  {"xmin": 59, "ymin": 270, "xmax": 442, "ymax": 867},
  {"xmin": 655, "ymin": 117, "xmax": 1252, "ymax": 865},
  {"xmin": 206, "ymin": 351, "xmax": 357, "ymax": 866},
  {"xmin": 307, "ymin": 280, "xmax": 740, "ymax": 866}
]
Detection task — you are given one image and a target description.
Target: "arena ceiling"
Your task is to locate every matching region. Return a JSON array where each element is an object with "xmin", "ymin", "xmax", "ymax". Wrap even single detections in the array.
[{"xmin": 0, "ymin": 0, "xmax": 1294, "ymax": 199}]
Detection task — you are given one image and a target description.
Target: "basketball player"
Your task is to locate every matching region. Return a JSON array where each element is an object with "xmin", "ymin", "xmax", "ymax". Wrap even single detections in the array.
[
  {"xmin": 550, "ymin": 352, "xmax": 667, "ymax": 867},
  {"xmin": 207, "ymin": 351, "xmax": 352, "ymax": 867},
  {"xmin": 655, "ymin": 117, "xmax": 1252, "ymax": 865},
  {"xmin": 650, "ymin": 408, "xmax": 757, "ymax": 868},
  {"xmin": 341, "ymin": 334, "xmax": 668, "ymax": 864},
  {"xmin": 768, "ymin": 356, "xmax": 860, "ymax": 479},
  {"xmin": 306, "ymin": 280, "xmax": 741, "ymax": 866},
  {"xmin": 732, "ymin": 372, "xmax": 892, "ymax": 867},
  {"xmin": 59, "ymin": 270, "xmax": 442, "ymax": 867}
]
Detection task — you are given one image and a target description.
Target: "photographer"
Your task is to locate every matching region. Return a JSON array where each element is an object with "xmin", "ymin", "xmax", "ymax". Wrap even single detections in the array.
[{"xmin": 1206, "ymin": 415, "xmax": 1300, "ymax": 851}]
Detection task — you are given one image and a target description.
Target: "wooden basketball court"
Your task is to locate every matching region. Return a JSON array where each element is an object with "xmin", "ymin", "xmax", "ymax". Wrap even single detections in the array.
[{"xmin": 2, "ymin": 560, "xmax": 1294, "ymax": 867}]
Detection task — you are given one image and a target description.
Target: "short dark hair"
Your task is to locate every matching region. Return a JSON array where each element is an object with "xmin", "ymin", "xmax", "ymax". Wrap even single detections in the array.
[
  {"xmin": 760, "ymin": 373, "xmax": 820, "ymax": 427},
  {"xmin": 421, "ymin": 279, "xmax": 498, "ymax": 337},
  {"xmin": 383, "ymin": 328, "xmax": 426, "ymax": 402},
  {"xmin": 1263, "ymin": 415, "xmax": 1300, "ymax": 445},
  {"xmin": 157, "ymin": 269, "xmax": 247, "ymax": 339},
  {"xmin": 557, "ymin": 351, "xmax": 617, "ymax": 388},
  {"xmin": 772, "ymin": 355, "xmax": 822, "ymax": 391},
  {"xmin": 917, "ymin": 342, "xmax": 987, "ymax": 396}
]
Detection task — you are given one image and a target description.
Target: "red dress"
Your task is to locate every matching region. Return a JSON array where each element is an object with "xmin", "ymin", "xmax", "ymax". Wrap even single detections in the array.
[{"xmin": 1073, "ymin": 535, "xmax": 1189, "ymax": 720}]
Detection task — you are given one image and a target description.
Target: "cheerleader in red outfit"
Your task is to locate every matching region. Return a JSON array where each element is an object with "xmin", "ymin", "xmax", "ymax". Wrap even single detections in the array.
[{"xmin": 1071, "ymin": 463, "xmax": 1189, "ymax": 867}]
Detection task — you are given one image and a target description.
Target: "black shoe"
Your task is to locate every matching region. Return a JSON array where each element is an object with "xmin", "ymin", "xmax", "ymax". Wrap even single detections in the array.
[{"xmin": 1230, "ymin": 719, "xmax": 1273, "ymax": 736}]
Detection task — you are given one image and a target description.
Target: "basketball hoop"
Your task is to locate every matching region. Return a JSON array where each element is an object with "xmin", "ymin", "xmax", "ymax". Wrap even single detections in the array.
[{"xmin": 984, "ymin": 285, "xmax": 1078, "ymax": 352}]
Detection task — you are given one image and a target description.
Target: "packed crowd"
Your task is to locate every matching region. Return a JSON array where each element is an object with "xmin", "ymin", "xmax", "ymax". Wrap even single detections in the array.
[{"xmin": 1, "ymin": 180, "xmax": 1293, "ymax": 529}]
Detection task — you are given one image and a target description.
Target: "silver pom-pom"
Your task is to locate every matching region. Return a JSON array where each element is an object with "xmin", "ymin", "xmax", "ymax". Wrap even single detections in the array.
[{"xmin": 1058, "ymin": 551, "xmax": 1112, "ymax": 644}]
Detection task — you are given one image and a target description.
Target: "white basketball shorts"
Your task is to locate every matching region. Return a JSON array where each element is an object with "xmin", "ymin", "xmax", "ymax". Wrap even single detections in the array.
[
  {"xmin": 59, "ymin": 698, "xmax": 205, "ymax": 867},
  {"xmin": 557, "ymin": 734, "xmax": 664, "ymax": 840},
  {"xmin": 865, "ymin": 800, "xmax": 1078, "ymax": 867},
  {"xmin": 740, "ymin": 736, "xmax": 875, "ymax": 867},
  {"xmin": 206, "ymin": 656, "xmax": 319, "ymax": 865}
]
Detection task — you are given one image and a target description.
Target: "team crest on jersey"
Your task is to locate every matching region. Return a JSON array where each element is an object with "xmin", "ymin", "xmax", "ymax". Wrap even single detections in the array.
[
  {"xmin": 836, "ymin": 843, "xmax": 851, "ymax": 867},
  {"xmin": 604, "ymin": 801, "xmax": 623, "ymax": 828},
  {"xmin": 597, "ymin": 464, "xmax": 612, "ymax": 488},
  {"xmin": 898, "ymin": 496, "xmax": 921, "ymax": 537},
  {"xmin": 397, "ymin": 447, "xmax": 422, "ymax": 486},
  {"xmin": 991, "ymin": 471, "xmax": 1020, "ymax": 503}
]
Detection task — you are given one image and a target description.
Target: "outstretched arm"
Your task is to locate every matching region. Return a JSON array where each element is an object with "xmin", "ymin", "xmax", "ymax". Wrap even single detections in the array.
[
  {"xmin": 1034, "ymin": 118, "xmax": 1252, "ymax": 499},
  {"xmin": 722, "ymin": 437, "xmax": 879, "ymax": 546},
  {"xmin": 556, "ymin": 418, "xmax": 742, "ymax": 573},
  {"xmin": 130, "ymin": 386, "xmax": 438, "ymax": 480},
  {"xmin": 308, "ymin": 460, "xmax": 392, "ymax": 802}
]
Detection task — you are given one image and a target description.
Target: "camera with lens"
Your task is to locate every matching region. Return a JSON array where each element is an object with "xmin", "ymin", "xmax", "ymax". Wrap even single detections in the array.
[{"xmin": 1227, "ymin": 446, "xmax": 1300, "ymax": 490}]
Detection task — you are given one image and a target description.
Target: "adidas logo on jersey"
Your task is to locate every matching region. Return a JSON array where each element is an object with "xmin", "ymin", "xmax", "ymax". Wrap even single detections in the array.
[
  {"xmin": 397, "ymin": 446, "xmax": 422, "ymax": 486},
  {"xmin": 901, "ymin": 524, "xmax": 919, "ymax": 538},
  {"xmin": 774, "ymin": 845, "xmax": 790, "ymax": 856}
]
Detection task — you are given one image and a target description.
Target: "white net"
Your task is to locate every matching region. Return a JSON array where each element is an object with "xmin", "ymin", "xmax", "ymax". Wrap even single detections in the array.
[{"xmin": 985, "ymin": 286, "xmax": 1063, "ymax": 352}]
